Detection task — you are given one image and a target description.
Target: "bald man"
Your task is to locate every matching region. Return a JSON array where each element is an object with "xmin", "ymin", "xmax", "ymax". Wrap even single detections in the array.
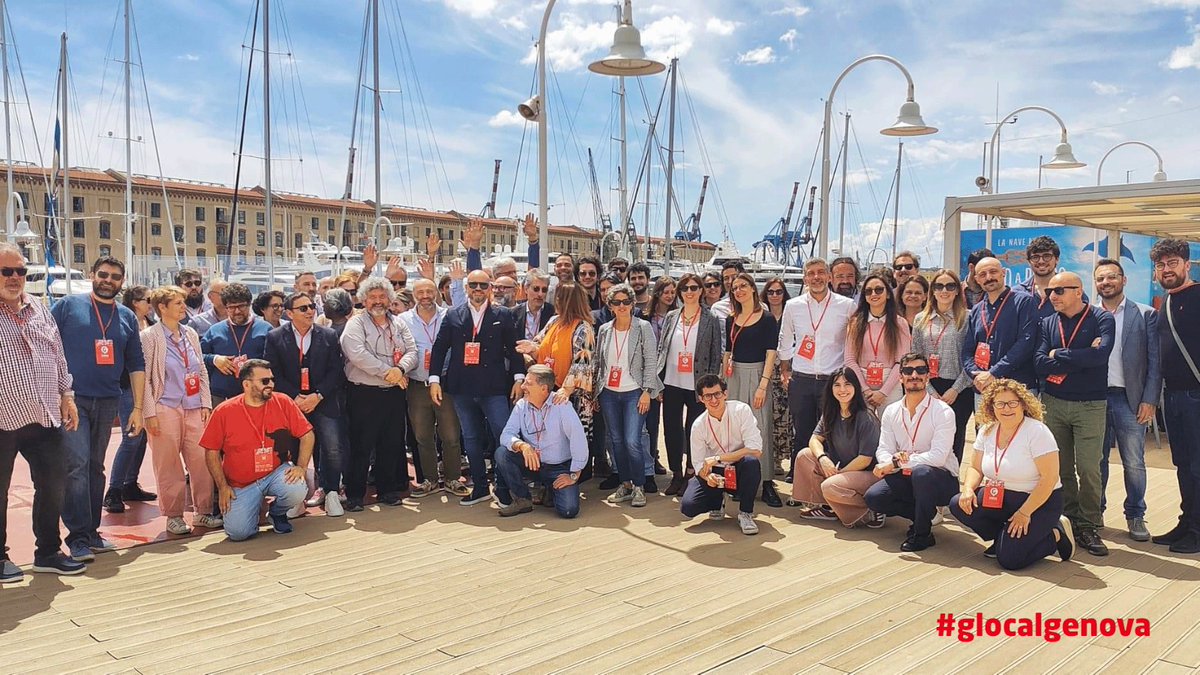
[
  {"xmin": 961, "ymin": 257, "xmax": 1039, "ymax": 393},
  {"xmin": 189, "ymin": 279, "xmax": 229, "ymax": 336},
  {"xmin": 1035, "ymin": 271, "xmax": 1115, "ymax": 557}
]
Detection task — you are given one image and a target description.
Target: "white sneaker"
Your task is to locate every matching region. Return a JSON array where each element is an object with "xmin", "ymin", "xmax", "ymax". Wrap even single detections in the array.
[
  {"xmin": 708, "ymin": 506, "xmax": 726, "ymax": 520},
  {"xmin": 738, "ymin": 512, "xmax": 759, "ymax": 535},
  {"xmin": 305, "ymin": 488, "xmax": 326, "ymax": 508},
  {"xmin": 286, "ymin": 503, "xmax": 306, "ymax": 519},
  {"xmin": 166, "ymin": 517, "xmax": 192, "ymax": 535},
  {"xmin": 324, "ymin": 490, "xmax": 344, "ymax": 517},
  {"xmin": 932, "ymin": 507, "xmax": 945, "ymax": 526},
  {"xmin": 607, "ymin": 485, "xmax": 634, "ymax": 503},
  {"xmin": 631, "ymin": 486, "xmax": 647, "ymax": 507}
]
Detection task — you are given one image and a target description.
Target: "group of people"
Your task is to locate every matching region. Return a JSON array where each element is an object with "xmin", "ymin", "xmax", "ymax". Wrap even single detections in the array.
[{"xmin": 0, "ymin": 221, "xmax": 1198, "ymax": 583}]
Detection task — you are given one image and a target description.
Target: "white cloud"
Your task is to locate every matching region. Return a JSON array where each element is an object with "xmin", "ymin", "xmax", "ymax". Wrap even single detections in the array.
[
  {"xmin": 1166, "ymin": 94, "xmax": 1183, "ymax": 104},
  {"xmin": 487, "ymin": 110, "xmax": 527, "ymax": 128},
  {"xmin": 771, "ymin": 5, "xmax": 811, "ymax": 18},
  {"xmin": 498, "ymin": 15, "xmax": 527, "ymax": 31},
  {"xmin": 524, "ymin": 16, "xmax": 614, "ymax": 71},
  {"xmin": 902, "ymin": 139, "xmax": 982, "ymax": 166},
  {"xmin": 1165, "ymin": 25, "xmax": 1200, "ymax": 69},
  {"xmin": 643, "ymin": 15, "xmax": 696, "ymax": 61},
  {"xmin": 443, "ymin": 0, "xmax": 498, "ymax": 19},
  {"xmin": 780, "ymin": 29, "xmax": 798, "ymax": 50},
  {"xmin": 736, "ymin": 46, "xmax": 777, "ymax": 65},
  {"xmin": 177, "ymin": 54, "xmax": 200, "ymax": 62},
  {"xmin": 705, "ymin": 17, "xmax": 738, "ymax": 36},
  {"xmin": 1089, "ymin": 80, "xmax": 1120, "ymax": 95}
]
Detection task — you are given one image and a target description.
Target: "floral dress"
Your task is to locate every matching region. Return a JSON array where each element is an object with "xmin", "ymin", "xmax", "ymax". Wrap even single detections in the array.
[{"xmin": 770, "ymin": 313, "xmax": 792, "ymax": 475}]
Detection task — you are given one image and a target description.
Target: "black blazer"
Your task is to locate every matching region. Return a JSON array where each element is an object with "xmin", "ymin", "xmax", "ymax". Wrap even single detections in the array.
[
  {"xmin": 432, "ymin": 302, "xmax": 525, "ymax": 397},
  {"xmin": 263, "ymin": 324, "xmax": 346, "ymax": 416},
  {"xmin": 512, "ymin": 301, "xmax": 556, "ymax": 339}
]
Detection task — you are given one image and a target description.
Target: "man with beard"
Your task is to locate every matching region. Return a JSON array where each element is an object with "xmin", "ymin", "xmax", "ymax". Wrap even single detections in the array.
[
  {"xmin": 493, "ymin": 276, "xmax": 519, "ymax": 309},
  {"xmin": 607, "ymin": 257, "xmax": 629, "ymax": 283},
  {"xmin": 201, "ymin": 359, "xmax": 313, "ymax": 541},
  {"xmin": 891, "ymin": 251, "xmax": 920, "ymax": 301},
  {"xmin": 1020, "ymin": 236, "xmax": 1062, "ymax": 322},
  {"xmin": 1092, "ymin": 258, "xmax": 1160, "ymax": 543},
  {"xmin": 1035, "ymin": 271, "xmax": 1114, "ymax": 557},
  {"xmin": 201, "ymin": 283, "xmax": 271, "ymax": 405},
  {"xmin": 294, "ymin": 270, "xmax": 322, "ymax": 316},
  {"xmin": 628, "ymin": 262, "xmax": 653, "ymax": 316},
  {"xmin": 51, "ymin": 256, "xmax": 145, "ymax": 562},
  {"xmin": 964, "ymin": 248, "xmax": 993, "ymax": 309},
  {"xmin": 1150, "ymin": 238, "xmax": 1200, "ymax": 554},
  {"xmin": 340, "ymin": 277, "xmax": 418, "ymax": 510},
  {"xmin": 577, "ymin": 256, "xmax": 603, "ymax": 310},
  {"xmin": 189, "ymin": 279, "xmax": 228, "ymax": 337},
  {"xmin": 176, "ymin": 269, "xmax": 210, "ymax": 321},
  {"xmin": 961, "ymin": 257, "xmax": 1039, "ymax": 394},
  {"xmin": 830, "ymin": 256, "xmax": 860, "ymax": 298},
  {"xmin": 430, "ymin": 269, "xmax": 525, "ymax": 506},
  {"xmin": 864, "ymin": 353, "xmax": 959, "ymax": 552},
  {"xmin": 514, "ymin": 269, "xmax": 554, "ymax": 342}
]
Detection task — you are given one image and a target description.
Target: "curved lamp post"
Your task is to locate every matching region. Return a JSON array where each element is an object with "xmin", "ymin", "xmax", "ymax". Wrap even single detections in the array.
[
  {"xmin": 521, "ymin": 0, "xmax": 663, "ymax": 271},
  {"xmin": 7, "ymin": 190, "xmax": 34, "ymax": 244},
  {"xmin": 987, "ymin": 105, "xmax": 1084, "ymax": 196},
  {"xmin": 1096, "ymin": 141, "xmax": 1167, "ymax": 185},
  {"xmin": 820, "ymin": 54, "xmax": 937, "ymax": 258}
]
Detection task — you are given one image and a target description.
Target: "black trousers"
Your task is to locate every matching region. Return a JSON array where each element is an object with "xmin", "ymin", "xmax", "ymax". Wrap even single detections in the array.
[
  {"xmin": 930, "ymin": 378, "xmax": 973, "ymax": 463},
  {"xmin": 950, "ymin": 487, "xmax": 1064, "ymax": 570},
  {"xmin": 864, "ymin": 464, "xmax": 959, "ymax": 537},
  {"xmin": 0, "ymin": 423, "xmax": 65, "ymax": 561},
  {"xmin": 662, "ymin": 384, "xmax": 703, "ymax": 475},
  {"xmin": 788, "ymin": 374, "xmax": 826, "ymax": 469},
  {"xmin": 680, "ymin": 456, "xmax": 762, "ymax": 516},
  {"xmin": 346, "ymin": 384, "xmax": 409, "ymax": 501}
]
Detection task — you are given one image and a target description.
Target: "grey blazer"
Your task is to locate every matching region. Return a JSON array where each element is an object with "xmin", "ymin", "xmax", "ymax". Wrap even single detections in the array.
[
  {"xmin": 655, "ymin": 307, "xmax": 723, "ymax": 382},
  {"xmin": 593, "ymin": 317, "xmax": 663, "ymax": 398},
  {"xmin": 1097, "ymin": 299, "xmax": 1161, "ymax": 412}
]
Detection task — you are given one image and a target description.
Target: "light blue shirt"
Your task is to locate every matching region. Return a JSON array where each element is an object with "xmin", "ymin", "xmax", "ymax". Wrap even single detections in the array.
[
  {"xmin": 500, "ymin": 397, "xmax": 589, "ymax": 473},
  {"xmin": 160, "ymin": 325, "xmax": 204, "ymax": 410},
  {"xmin": 398, "ymin": 305, "xmax": 447, "ymax": 382}
]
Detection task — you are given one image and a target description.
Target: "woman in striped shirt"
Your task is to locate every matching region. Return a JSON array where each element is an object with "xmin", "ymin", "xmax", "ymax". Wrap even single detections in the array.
[{"xmin": 911, "ymin": 269, "xmax": 973, "ymax": 462}]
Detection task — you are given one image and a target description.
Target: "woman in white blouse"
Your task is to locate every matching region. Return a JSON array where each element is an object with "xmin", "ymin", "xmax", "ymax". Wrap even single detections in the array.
[{"xmin": 950, "ymin": 378, "xmax": 1073, "ymax": 569}]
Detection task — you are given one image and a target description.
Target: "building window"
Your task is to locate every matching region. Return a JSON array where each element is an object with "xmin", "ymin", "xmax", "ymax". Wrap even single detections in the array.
[
  {"xmin": 150, "ymin": 202, "xmax": 161, "ymax": 218},
  {"xmin": 237, "ymin": 210, "xmax": 246, "ymax": 224},
  {"xmin": 72, "ymin": 220, "xmax": 85, "ymax": 238},
  {"xmin": 194, "ymin": 206, "xmax": 206, "ymax": 222},
  {"xmin": 72, "ymin": 196, "xmax": 84, "ymax": 213},
  {"xmin": 173, "ymin": 226, "xmax": 184, "ymax": 243},
  {"xmin": 73, "ymin": 245, "xmax": 86, "ymax": 263},
  {"xmin": 216, "ymin": 225, "xmax": 227, "ymax": 244},
  {"xmin": 255, "ymin": 252, "xmax": 265, "ymax": 264},
  {"xmin": 196, "ymin": 248, "xmax": 207, "ymax": 261},
  {"xmin": 196, "ymin": 227, "xmax": 206, "ymax": 244},
  {"xmin": 216, "ymin": 207, "xmax": 227, "ymax": 223},
  {"xmin": 256, "ymin": 231, "xmax": 266, "ymax": 247},
  {"xmin": 238, "ymin": 252, "xmax": 246, "ymax": 264},
  {"xmin": 256, "ymin": 212, "xmax": 264, "ymax": 226},
  {"xmin": 357, "ymin": 221, "xmax": 366, "ymax": 234},
  {"xmin": 327, "ymin": 218, "xmax": 335, "ymax": 231},
  {"xmin": 151, "ymin": 223, "xmax": 162, "ymax": 236},
  {"xmin": 294, "ymin": 233, "xmax": 303, "ymax": 248},
  {"xmin": 99, "ymin": 221, "xmax": 111, "ymax": 239},
  {"xmin": 274, "ymin": 232, "xmax": 284, "ymax": 248},
  {"xmin": 99, "ymin": 245, "xmax": 111, "ymax": 257},
  {"xmin": 310, "ymin": 216, "xmax": 319, "ymax": 229},
  {"xmin": 151, "ymin": 247, "xmax": 162, "ymax": 259},
  {"xmin": 238, "ymin": 229, "xmax": 246, "ymax": 246}
]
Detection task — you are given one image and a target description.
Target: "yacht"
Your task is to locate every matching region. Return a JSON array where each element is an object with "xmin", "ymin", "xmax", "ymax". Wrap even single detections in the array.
[{"xmin": 25, "ymin": 265, "xmax": 89, "ymax": 298}]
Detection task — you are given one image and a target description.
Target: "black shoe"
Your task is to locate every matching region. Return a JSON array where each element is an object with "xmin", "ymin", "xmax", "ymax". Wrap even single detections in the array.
[
  {"xmin": 460, "ymin": 486, "xmax": 492, "ymax": 506},
  {"xmin": 380, "ymin": 492, "xmax": 404, "ymax": 506},
  {"xmin": 900, "ymin": 533, "xmax": 936, "ymax": 552},
  {"xmin": 122, "ymin": 483, "xmax": 157, "ymax": 502},
  {"xmin": 578, "ymin": 466, "xmax": 593, "ymax": 484},
  {"xmin": 983, "ymin": 543, "xmax": 997, "ymax": 559},
  {"xmin": 599, "ymin": 473, "xmax": 621, "ymax": 490},
  {"xmin": 654, "ymin": 459, "xmax": 667, "ymax": 476},
  {"xmin": 761, "ymin": 482, "xmax": 782, "ymax": 508},
  {"xmin": 1075, "ymin": 528, "xmax": 1109, "ymax": 557},
  {"xmin": 1153, "ymin": 522, "xmax": 1190, "ymax": 546},
  {"xmin": 103, "ymin": 488, "xmax": 126, "ymax": 514},
  {"xmin": 644, "ymin": 476, "xmax": 658, "ymax": 494},
  {"xmin": 270, "ymin": 514, "xmax": 293, "ymax": 534},
  {"xmin": 665, "ymin": 474, "xmax": 686, "ymax": 496},
  {"xmin": 1168, "ymin": 531, "xmax": 1200, "ymax": 554},
  {"xmin": 593, "ymin": 460, "xmax": 612, "ymax": 476},
  {"xmin": 344, "ymin": 499, "xmax": 364, "ymax": 513},
  {"xmin": 31, "ymin": 553, "xmax": 86, "ymax": 576},
  {"xmin": 1053, "ymin": 516, "xmax": 1074, "ymax": 561}
]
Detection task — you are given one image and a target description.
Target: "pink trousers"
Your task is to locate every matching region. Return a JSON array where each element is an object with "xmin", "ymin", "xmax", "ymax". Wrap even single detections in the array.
[
  {"xmin": 791, "ymin": 448, "xmax": 880, "ymax": 526},
  {"xmin": 147, "ymin": 407, "xmax": 213, "ymax": 518}
]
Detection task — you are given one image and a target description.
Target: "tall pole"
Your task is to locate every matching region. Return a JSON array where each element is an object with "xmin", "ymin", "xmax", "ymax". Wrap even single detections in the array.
[
  {"xmin": 61, "ymin": 33, "xmax": 72, "ymax": 288},
  {"xmin": 663, "ymin": 58, "xmax": 677, "ymax": 265},
  {"xmin": 123, "ymin": 0, "xmax": 134, "ymax": 280},
  {"xmin": 836, "ymin": 112, "xmax": 849, "ymax": 254},
  {"xmin": 2, "ymin": 0, "xmax": 12, "ymax": 237},
  {"xmin": 891, "ymin": 141, "xmax": 902, "ymax": 259},
  {"xmin": 372, "ymin": 0, "xmax": 381, "ymax": 251},
  {"xmin": 618, "ymin": 75, "xmax": 630, "ymax": 259},
  {"xmin": 263, "ymin": 0, "xmax": 273, "ymax": 285},
  {"xmin": 534, "ymin": 0, "xmax": 556, "ymax": 272}
]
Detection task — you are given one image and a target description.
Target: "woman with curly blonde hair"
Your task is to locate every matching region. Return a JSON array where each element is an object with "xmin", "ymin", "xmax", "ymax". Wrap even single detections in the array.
[{"xmin": 949, "ymin": 378, "xmax": 1073, "ymax": 569}]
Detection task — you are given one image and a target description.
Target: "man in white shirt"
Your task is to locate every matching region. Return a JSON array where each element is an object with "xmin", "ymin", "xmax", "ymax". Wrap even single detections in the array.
[
  {"xmin": 681, "ymin": 374, "xmax": 763, "ymax": 535},
  {"xmin": 777, "ymin": 258, "xmax": 855, "ymax": 480},
  {"xmin": 707, "ymin": 261, "xmax": 744, "ymax": 321},
  {"xmin": 865, "ymin": 352, "xmax": 960, "ymax": 552}
]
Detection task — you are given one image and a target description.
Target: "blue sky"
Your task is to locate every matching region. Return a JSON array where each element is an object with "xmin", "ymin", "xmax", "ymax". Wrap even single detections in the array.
[{"xmin": 3, "ymin": 0, "xmax": 1199, "ymax": 266}]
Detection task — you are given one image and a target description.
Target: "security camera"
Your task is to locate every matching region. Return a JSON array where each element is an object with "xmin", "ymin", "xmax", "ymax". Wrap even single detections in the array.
[
  {"xmin": 517, "ymin": 96, "xmax": 541, "ymax": 122},
  {"xmin": 975, "ymin": 176, "xmax": 991, "ymax": 193}
]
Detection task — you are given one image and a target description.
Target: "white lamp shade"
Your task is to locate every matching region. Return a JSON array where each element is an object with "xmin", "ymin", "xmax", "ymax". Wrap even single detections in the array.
[
  {"xmin": 880, "ymin": 100, "xmax": 937, "ymax": 137},
  {"xmin": 13, "ymin": 219, "xmax": 36, "ymax": 244},
  {"xmin": 1041, "ymin": 141, "xmax": 1086, "ymax": 169},
  {"xmin": 1152, "ymin": 169, "xmax": 1168, "ymax": 182},
  {"xmin": 588, "ymin": 24, "xmax": 665, "ymax": 77},
  {"xmin": 517, "ymin": 96, "xmax": 540, "ymax": 121}
]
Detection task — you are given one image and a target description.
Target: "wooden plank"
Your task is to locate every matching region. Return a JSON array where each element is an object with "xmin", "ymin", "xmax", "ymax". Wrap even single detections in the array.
[
  {"xmin": 501, "ymin": 612, "xmax": 690, "ymax": 674},
  {"xmin": 702, "ymin": 646, "xmax": 791, "ymax": 675}
]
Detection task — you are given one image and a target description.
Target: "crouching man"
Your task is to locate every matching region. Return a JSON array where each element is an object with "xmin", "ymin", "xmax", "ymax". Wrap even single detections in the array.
[{"xmin": 681, "ymin": 374, "xmax": 763, "ymax": 535}]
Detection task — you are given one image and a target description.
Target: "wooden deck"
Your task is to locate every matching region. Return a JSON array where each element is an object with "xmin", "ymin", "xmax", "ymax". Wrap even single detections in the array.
[{"xmin": 2, "ymin": 453, "xmax": 1199, "ymax": 673}]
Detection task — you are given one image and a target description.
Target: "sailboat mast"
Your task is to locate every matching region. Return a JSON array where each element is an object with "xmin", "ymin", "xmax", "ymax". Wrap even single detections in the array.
[
  {"xmin": 372, "ymin": 0, "xmax": 381, "ymax": 236},
  {"xmin": 618, "ymin": 75, "xmax": 629, "ymax": 259},
  {"xmin": 892, "ymin": 141, "xmax": 902, "ymax": 259},
  {"xmin": 60, "ymin": 32, "xmax": 71, "ymax": 293},
  {"xmin": 837, "ymin": 112, "xmax": 849, "ymax": 256},
  {"xmin": 123, "ymin": 0, "xmax": 134, "ymax": 280},
  {"xmin": 2, "ymin": 0, "xmax": 12, "ymax": 236},
  {"xmin": 263, "ymin": 0, "xmax": 273, "ymax": 285},
  {"xmin": 663, "ymin": 57, "xmax": 677, "ymax": 265}
]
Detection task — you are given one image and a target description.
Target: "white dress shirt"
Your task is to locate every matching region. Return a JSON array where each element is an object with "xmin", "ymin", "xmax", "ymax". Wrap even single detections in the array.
[
  {"xmin": 875, "ymin": 392, "xmax": 960, "ymax": 476},
  {"xmin": 1099, "ymin": 296, "xmax": 1127, "ymax": 388},
  {"xmin": 777, "ymin": 290, "xmax": 855, "ymax": 375},
  {"xmin": 688, "ymin": 400, "xmax": 762, "ymax": 469}
]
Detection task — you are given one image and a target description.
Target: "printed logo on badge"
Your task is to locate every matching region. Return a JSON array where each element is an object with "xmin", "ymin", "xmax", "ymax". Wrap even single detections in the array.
[
  {"xmin": 982, "ymin": 481, "xmax": 1005, "ymax": 508},
  {"xmin": 724, "ymin": 361, "xmax": 733, "ymax": 378},
  {"xmin": 300, "ymin": 367, "xmax": 310, "ymax": 391},
  {"xmin": 95, "ymin": 339, "xmax": 115, "ymax": 365},
  {"xmin": 798, "ymin": 335, "xmax": 816, "ymax": 360},
  {"xmin": 543, "ymin": 356, "xmax": 555, "ymax": 369},
  {"xmin": 677, "ymin": 352, "xmax": 693, "ymax": 373},
  {"xmin": 392, "ymin": 349, "xmax": 403, "ymax": 367},
  {"xmin": 1045, "ymin": 373, "xmax": 1066, "ymax": 385},
  {"xmin": 464, "ymin": 342, "xmax": 481, "ymax": 365},
  {"xmin": 973, "ymin": 342, "xmax": 991, "ymax": 370},
  {"xmin": 423, "ymin": 349, "xmax": 432, "ymax": 371},
  {"xmin": 928, "ymin": 354, "xmax": 940, "ymax": 379},
  {"xmin": 253, "ymin": 445, "xmax": 276, "ymax": 473},
  {"xmin": 184, "ymin": 372, "xmax": 201, "ymax": 396},
  {"xmin": 723, "ymin": 463, "xmax": 738, "ymax": 492},
  {"xmin": 607, "ymin": 366, "xmax": 623, "ymax": 388},
  {"xmin": 232, "ymin": 354, "xmax": 249, "ymax": 374},
  {"xmin": 866, "ymin": 361, "xmax": 885, "ymax": 389}
]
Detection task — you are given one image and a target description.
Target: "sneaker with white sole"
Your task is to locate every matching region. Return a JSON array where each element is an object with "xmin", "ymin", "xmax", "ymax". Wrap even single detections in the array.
[
  {"xmin": 931, "ymin": 507, "xmax": 945, "ymax": 526},
  {"xmin": 862, "ymin": 510, "xmax": 886, "ymax": 529},
  {"xmin": 324, "ymin": 490, "xmax": 345, "ymax": 517},
  {"xmin": 286, "ymin": 503, "xmax": 306, "ymax": 519},
  {"xmin": 799, "ymin": 505, "xmax": 838, "ymax": 521},
  {"xmin": 194, "ymin": 514, "xmax": 224, "ymax": 529},
  {"xmin": 738, "ymin": 512, "xmax": 759, "ymax": 535},
  {"xmin": 1, "ymin": 559, "xmax": 23, "ymax": 583},
  {"xmin": 607, "ymin": 485, "xmax": 634, "ymax": 504},
  {"xmin": 166, "ymin": 517, "xmax": 192, "ymax": 535},
  {"xmin": 709, "ymin": 506, "xmax": 726, "ymax": 520},
  {"xmin": 305, "ymin": 488, "xmax": 326, "ymax": 508},
  {"xmin": 631, "ymin": 486, "xmax": 647, "ymax": 507},
  {"xmin": 90, "ymin": 537, "xmax": 118, "ymax": 553},
  {"xmin": 31, "ymin": 553, "xmax": 85, "ymax": 576}
]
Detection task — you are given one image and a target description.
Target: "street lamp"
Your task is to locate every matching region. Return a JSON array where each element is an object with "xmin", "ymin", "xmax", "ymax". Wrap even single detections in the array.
[
  {"xmin": 1096, "ymin": 141, "xmax": 1167, "ymax": 185},
  {"xmin": 7, "ymin": 191, "xmax": 35, "ymax": 244},
  {"xmin": 986, "ymin": 105, "xmax": 1084, "ymax": 195},
  {"xmin": 820, "ymin": 55, "xmax": 937, "ymax": 258},
  {"xmin": 522, "ymin": 0, "xmax": 663, "ymax": 271}
]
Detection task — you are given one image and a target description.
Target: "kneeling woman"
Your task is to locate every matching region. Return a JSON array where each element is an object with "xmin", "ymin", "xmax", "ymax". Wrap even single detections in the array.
[
  {"xmin": 950, "ymin": 379, "xmax": 1074, "ymax": 569},
  {"xmin": 790, "ymin": 368, "xmax": 883, "ymax": 527}
]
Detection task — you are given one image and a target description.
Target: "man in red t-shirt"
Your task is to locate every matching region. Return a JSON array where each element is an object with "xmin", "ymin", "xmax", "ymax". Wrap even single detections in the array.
[{"xmin": 201, "ymin": 359, "xmax": 314, "ymax": 541}]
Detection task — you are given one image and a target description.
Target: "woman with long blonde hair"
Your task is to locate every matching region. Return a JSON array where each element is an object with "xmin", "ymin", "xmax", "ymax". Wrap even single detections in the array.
[{"xmin": 911, "ymin": 268, "xmax": 972, "ymax": 462}]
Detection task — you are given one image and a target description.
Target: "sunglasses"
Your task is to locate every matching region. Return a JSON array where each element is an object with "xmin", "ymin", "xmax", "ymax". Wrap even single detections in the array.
[
  {"xmin": 354, "ymin": 302, "xmax": 365, "ymax": 309},
  {"xmin": 993, "ymin": 399, "xmax": 1023, "ymax": 410},
  {"xmin": 256, "ymin": 377, "xmax": 275, "ymax": 385},
  {"xmin": 863, "ymin": 286, "xmax": 888, "ymax": 296},
  {"xmin": 1044, "ymin": 286, "xmax": 1080, "ymax": 297},
  {"xmin": 893, "ymin": 263, "xmax": 916, "ymax": 271},
  {"xmin": 609, "ymin": 298, "xmax": 633, "ymax": 307},
  {"xmin": 181, "ymin": 280, "xmax": 203, "ymax": 288},
  {"xmin": 609, "ymin": 266, "xmax": 627, "ymax": 273},
  {"xmin": 900, "ymin": 365, "xmax": 930, "ymax": 375},
  {"xmin": 765, "ymin": 289, "xmax": 786, "ymax": 296},
  {"xmin": 931, "ymin": 282, "xmax": 959, "ymax": 292},
  {"xmin": 578, "ymin": 270, "xmax": 597, "ymax": 277},
  {"xmin": 95, "ymin": 270, "xmax": 124, "ymax": 281},
  {"xmin": 703, "ymin": 281, "xmax": 722, "ymax": 289},
  {"xmin": 1, "ymin": 266, "xmax": 29, "ymax": 277},
  {"xmin": 731, "ymin": 284, "xmax": 754, "ymax": 293},
  {"xmin": 291, "ymin": 304, "xmax": 315, "ymax": 313},
  {"xmin": 390, "ymin": 280, "xmax": 407, "ymax": 289},
  {"xmin": 467, "ymin": 281, "xmax": 491, "ymax": 290},
  {"xmin": 681, "ymin": 284, "xmax": 701, "ymax": 292}
]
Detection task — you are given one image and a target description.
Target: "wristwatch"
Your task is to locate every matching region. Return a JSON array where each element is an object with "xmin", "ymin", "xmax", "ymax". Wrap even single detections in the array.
[
  {"xmin": 892, "ymin": 457, "xmax": 902, "ymax": 470},
  {"xmin": 569, "ymin": 472, "xmax": 579, "ymax": 482}
]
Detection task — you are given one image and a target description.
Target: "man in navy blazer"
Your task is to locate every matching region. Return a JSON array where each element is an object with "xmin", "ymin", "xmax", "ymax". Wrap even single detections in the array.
[
  {"xmin": 1094, "ymin": 259, "xmax": 1161, "ymax": 542},
  {"xmin": 430, "ymin": 269, "xmax": 526, "ymax": 506},
  {"xmin": 513, "ymin": 270, "xmax": 555, "ymax": 342},
  {"xmin": 263, "ymin": 292, "xmax": 348, "ymax": 516}
]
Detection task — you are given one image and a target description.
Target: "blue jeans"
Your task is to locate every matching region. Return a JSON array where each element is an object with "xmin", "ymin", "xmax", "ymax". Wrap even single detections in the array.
[
  {"xmin": 1164, "ymin": 389, "xmax": 1200, "ymax": 534},
  {"xmin": 599, "ymin": 389, "xmax": 646, "ymax": 487},
  {"xmin": 62, "ymin": 395, "xmax": 120, "ymax": 549},
  {"xmin": 108, "ymin": 387, "xmax": 148, "ymax": 490},
  {"xmin": 1101, "ymin": 390, "xmax": 1148, "ymax": 519},
  {"xmin": 223, "ymin": 464, "xmax": 308, "ymax": 541},
  {"xmin": 309, "ymin": 411, "xmax": 347, "ymax": 494},
  {"xmin": 452, "ymin": 394, "xmax": 513, "ymax": 489},
  {"xmin": 493, "ymin": 451, "xmax": 580, "ymax": 518}
]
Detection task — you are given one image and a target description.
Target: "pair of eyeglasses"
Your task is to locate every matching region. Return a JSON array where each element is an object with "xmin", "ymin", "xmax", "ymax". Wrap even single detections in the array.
[
  {"xmin": 467, "ymin": 281, "xmax": 491, "ymax": 290},
  {"xmin": 181, "ymin": 280, "xmax": 203, "ymax": 288},
  {"xmin": 609, "ymin": 298, "xmax": 633, "ymax": 307},
  {"xmin": 703, "ymin": 281, "xmax": 722, "ymax": 289},
  {"xmin": 931, "ymin": 282, "xmax": 959, "ymax": 292},
  {"xmin": 267, "ymin": 303, "xmax": 284, "ymax": 310},
  {"xmin": 900, "ymin": 365, "xmax": 930, "ymax": 375},
  {"xmin": 1154, "ymin": 258, "xmax": 1184, "ymax": 271},
  {"xmin": 390, "ymin": 280, "xmax": 407, "ymax": 289},
  {"xmin": 1044, "ymin": 286, "xmax": 1080, "ymax": 297},
  {"xmin": 291, "ymin": 304, "xmax": 315, "ymax": 313},
  {"xmin": 225, "ymin": 303, "xmax": 249, "ymax": 311},
  {"xmin": 731, "ymin": 284, "xmax": 753, "ymax": 293},
  {"xmin": 993, "ymin": 399, "xmax": 1023, "ymax": 410},
  {"xmin": 863, "ymin": 286, "xmax": 888, "ymax": 296},
  {"xmin": 1, "ymin": 266, "xmax": 28, "ymax": 277},
  {"xmin": 96, "ymin": 270, "xmax": 124, "ymax": 282},
  {"xmin": 680, "ymin": 284, "xmax": 701, "ymax": 292},
  {"xmin": 579, "ymin": 270, "xmax": 597, "ymax": 278},
  {"xmin": 765, "ymin": 289, "xmax": 786, "ymax": 296},
  {"xmin": 1028, "ymin": 253, "xmax": 1057, "ymax": 263},
  {"xmin": 699, "ymin": 390, "xmax": 726, "ymax": 401},
  {"xmin": 893, "ymin": 263, "xmax": 916, "ymax": 271}
]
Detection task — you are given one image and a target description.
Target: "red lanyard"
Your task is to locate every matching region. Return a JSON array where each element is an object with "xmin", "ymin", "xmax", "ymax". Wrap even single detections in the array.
[
  {"xmin": 295, "ymin": 327, "xmax": 310, "ymax": 365},
  {"xmin": 807, "ymin": 292, "xmax": 832, "ymax": 333},
  {"xmin": 526, "ymin": 310, "xmax": 539, "ymax": 340},
  {"xmin": 91, "ymin": 296, "xmax": 117, "ymax": 339},
  {"xmin": 982, "ymin": 291, "xmax": 1011, "ymax": 341},
  {"xmin": 901, "ymin": 397, "xmax": 931, "ymax": 451},
  {"xmin": 418, "ymin": 312, "xmax": 440, "ymax": 344},
  {"xmin": 228, "ymin": 318, "xmax": 255, "ymax": 354},
  {"xmin": 375, "ymin": 320, "xmax": 395, "ymax": 353},
  {"xmin": 240, "ymin": 398, "xmax": 271, "ymax": 448},
  {"xmin": 613, "ymin": 327, "xmax": 630, "ymax": 363},
  {"xmin": 928, "ymin": 314, "xmax": 951, "ymax": 349},
  {"xmin": 680, "ymin": 309, "xmax": 699, "ymax": 349},
  {"xmin": 866, "ymin": 318, "xmax": 885, "ymax": 359},
  {"xmin": 471, "ymin": 302, "xmax": 490, "ymax": 340},
  {"xmin": 171, "ymin": 330, "xmax": 192, "ymax": 369},
  {"xmin": 526, "ymin": 402, "xmax": 551, "ymax": 446},
  {"xmin": 1057, "ymin": 305, "xmax": 1090, "ymax": 349},
  {"xmin": 729, "ymin": 311, "xmax": 757, "ymax": 355},
  {"xmin": 707, "ymin": 410, "xmax": 732, "ymax": 455},
  {"xmin": 992, "ymin": 417, "xmax": 1026, "ymax": 476}
]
